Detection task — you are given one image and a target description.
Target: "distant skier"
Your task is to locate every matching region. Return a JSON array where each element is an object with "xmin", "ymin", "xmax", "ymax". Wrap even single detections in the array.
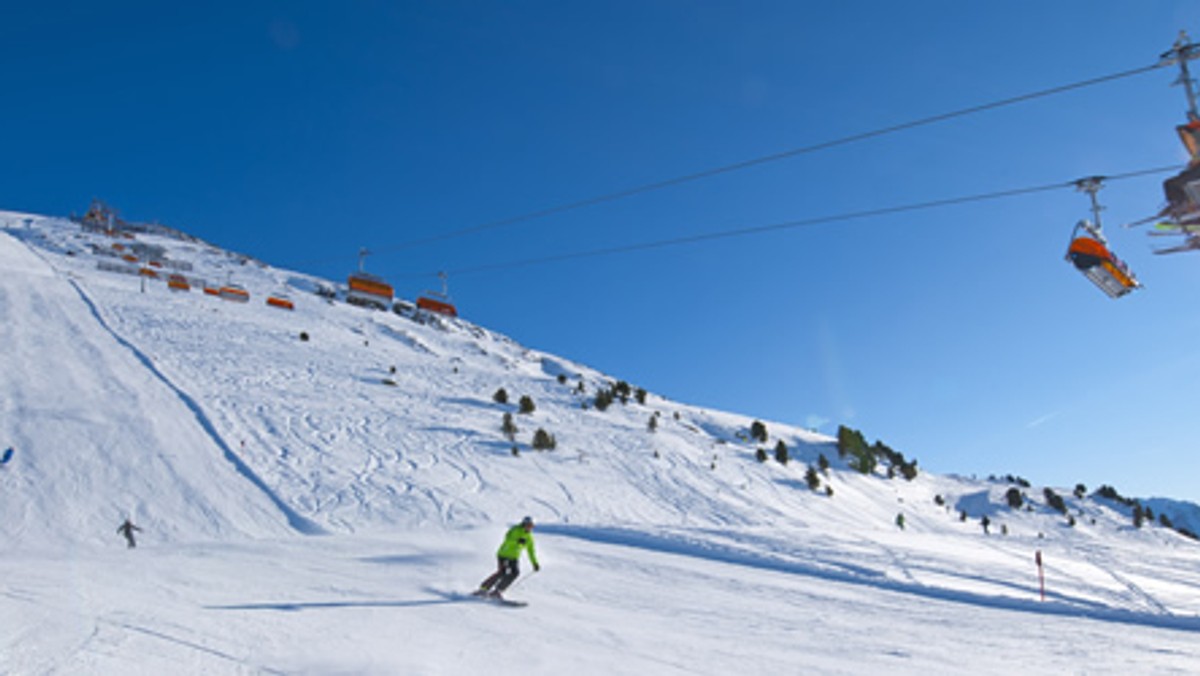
[
  {"xmin": 117, "ymin": 518, "xmax": 142, "ymax": 548},
  {"xmin": 476, "ymin": 516, "xmax": 540, "ymax": 599}
]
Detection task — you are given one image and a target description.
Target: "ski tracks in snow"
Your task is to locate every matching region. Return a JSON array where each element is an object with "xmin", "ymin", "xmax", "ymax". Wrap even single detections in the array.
[{"xmin": 65, "ymin": 278, "xmax": 325, "ymax": 536}]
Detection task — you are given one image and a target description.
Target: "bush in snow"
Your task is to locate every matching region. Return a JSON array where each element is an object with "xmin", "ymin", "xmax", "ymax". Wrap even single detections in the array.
[
  {"xmin": 502, "ymin": 413, "xmax": 518, "ymax": 442},
  {"xmin": 1043, "ymin": 488, "xmax": 1067, "ymax": 514},
  {"xmin": 635, "ymin": 387, "xmax": 647, "ymax": 405},
  {"xmin": 532, "ymin": 428, "xmax": 557, "ymax": 451},
  {"xmin": 804, "ymin": 466, "xmax": 821, "ymax": 491},
  {"xmin": 594, "ymin": 389, "xmax": 614, "ymax": 412},
  {"xmin": 755, "ymin": 448, "xmax": 768, "ymax": 463},
  {"xmin": 818, "ymin": 453, "xmax": 830, "ymax": 475},
  {"xmin": 519, "ymin": 395, "xmax": 536, "ymax": 414},
  {"xmin": 750, "ymin": 420, "xmax": 768, "ymax": 444},
  {"xmin": 614, "ymin": 380, "xmax": 632, "ymax": 404},
  {"xmin": 1133, "ymin": 504, "xmax": 1146, "ymax": 529},
  {"xmin": 774, "ymin": 440, "xmax": 789, "ymax": 465},
  {"xmin": 1073, "ymin": 483, "xmax": 1087, "ymax": 499},
  {"xmin": 493, "ymin": 388, "xmax": 509, "ymax": 405},
  {"xmin": 1005, "ymin": 487, "xmax": 1024, "ymax": 510}
]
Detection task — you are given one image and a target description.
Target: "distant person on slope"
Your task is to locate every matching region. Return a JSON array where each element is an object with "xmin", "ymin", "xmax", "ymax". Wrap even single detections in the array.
[
  {"xmin": 117, "ymin": 518, "xmax": 142, "ymax": 548},
  {"xmin": 476, "ymin": 516, "xmax": 540, "ymax": 599}
]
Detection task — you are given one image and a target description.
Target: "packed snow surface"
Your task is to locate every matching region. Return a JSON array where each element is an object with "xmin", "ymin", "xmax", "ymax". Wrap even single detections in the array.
[{"xmin": 1, "ymin": 212, "xmax": 1198, "ymax": 674}]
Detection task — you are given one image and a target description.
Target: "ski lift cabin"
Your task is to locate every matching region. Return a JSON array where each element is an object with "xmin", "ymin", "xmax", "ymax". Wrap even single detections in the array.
[
  {"xmin": 345, "ymin": 248, "xmax": 393, "ymax": 310},
  {"xmin": 346, "ymin": 272, "xmax": 393, "ymax": 310},
  {"xmin": 167, "ymin": 274, "xmax": 190, "ymax": 292},
  {"xmin": 416, "ymin": 296, "xmax": 457, "ymax": 317},
  {"xmin": 1066, "ymin": 223, "xmax": 1140, "ymax": 299},
  {"xmin": 416, "ymin": 271, "xmax": 458, "ymax": 317},
  {"xmin": 219, "ymin": 284, "xmax": 250, "ymax": 303},
  {"xmin": 266, "ymin": 293, "xmax": 295, "ymax": 310},
  {"xmin": 1065, "ymin": 178, "xmax": 1140, "ymax": 299}
]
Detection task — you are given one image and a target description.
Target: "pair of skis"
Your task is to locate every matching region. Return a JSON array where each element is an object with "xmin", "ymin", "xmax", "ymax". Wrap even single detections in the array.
[{"xmin": 470, "ymin": 589, "xmax": 527, "ymax": 607}]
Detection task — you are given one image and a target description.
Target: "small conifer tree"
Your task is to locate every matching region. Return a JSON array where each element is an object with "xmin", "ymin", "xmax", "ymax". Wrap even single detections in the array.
[
  {"xmin": 493, "ymin": 388, "xmax": 509, "ymax": 405},
  {"xmin": 532, "ymin": 428, "xmax": 556, "ymax": 451},
  {"xmin": 750, "ymin": 420, "xmax": 768, "ymax": 443},
  {"xmin": 519, "ymin": 395, "xmax": 536, "ymax": 414},
  {"xmin": 502, "ymin": 412, "xmax": 518, "ymax": 442},
  {"xmin": 1043, "ymin": 488, "xmax": 1067, "ymax": 514},
  {"xmin": 1005, "ymin": 487, "xmax": 1024, "ymax": 510},
  {"xmin": 804, "ymin": 466, "xmax": 821, "ymax": 491},
  {"xmin": 774, "ymin": 440, "xmax": 789, "ymax": 465},
  {"xmin": 594, "ymin": 389, "xmax": 613, "ymax": 412}
]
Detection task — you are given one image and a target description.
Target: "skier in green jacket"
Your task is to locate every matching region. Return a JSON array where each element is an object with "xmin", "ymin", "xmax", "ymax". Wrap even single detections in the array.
[{"xmin": 476, "ymin": 516, "xmax": 540, "ymax": 599}]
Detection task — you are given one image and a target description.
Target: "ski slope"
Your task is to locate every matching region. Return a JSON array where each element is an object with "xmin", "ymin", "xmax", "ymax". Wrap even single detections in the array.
[{"xmin": 1, "ymin": 212, "xmax": 1198, "ymax": 674}]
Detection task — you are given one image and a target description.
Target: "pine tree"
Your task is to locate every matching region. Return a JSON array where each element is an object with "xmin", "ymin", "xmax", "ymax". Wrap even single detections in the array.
[
  {"xmin": 804, "ymin": 466, "xmax": 821, "ymax": 491},
  {"xmin": 519, "ymin": 395, "xmax": 536, "ymax": 414},
  {"xmin": 594, "ymin": 389, "xmax": 613, "ymax": 412},
  {"xmin": 750, "ymin": 420, "xmax": 768, "ymax": 443},
  {"xmin": 501, "ymin": 413, "xmax": 518, "ymax": 442},
  {"xmin": 1043, "ymin": 488, "xmax": 1067, "ymax": 514},
  {"xmin": 1005, "ymin": 487, "xmax": 1024, "ymax": 509},
  {"xmin": 493, "ymin": 388, "xmax": 509, "ymax": 404},
  {"xmin": 532, "ymin": 428, "xmax": 556, "ymax": 451},
  {"xmin": 774, "ymin": 440, "xmax": 789, "ymax": 465}
]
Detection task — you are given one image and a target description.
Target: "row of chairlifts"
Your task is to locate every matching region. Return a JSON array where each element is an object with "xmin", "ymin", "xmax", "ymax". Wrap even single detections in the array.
[
  {"xmin": 346, "ymin": 249, "xmax": 458, "ymax": 317},
  {"xmin": 1067, "ymin": 32, "xmax": 1200, "ymax": 298}
]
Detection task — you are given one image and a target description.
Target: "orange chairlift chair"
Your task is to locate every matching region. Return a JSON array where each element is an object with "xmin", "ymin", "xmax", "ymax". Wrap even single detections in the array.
[{"xmin": 1066, "ymin": 178, "xmax": 1141, "ymax": 299}]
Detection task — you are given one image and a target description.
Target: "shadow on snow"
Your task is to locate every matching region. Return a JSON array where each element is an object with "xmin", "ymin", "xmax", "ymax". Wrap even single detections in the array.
[{"xmin": 539, "ymin": 524, "xmax": 1200, "ymax": 634}]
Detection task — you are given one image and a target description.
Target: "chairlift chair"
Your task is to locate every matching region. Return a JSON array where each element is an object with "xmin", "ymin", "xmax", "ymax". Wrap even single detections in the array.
[
  {"xmin": 416, "ymin": 271, "xmax": 458, "ymax": 317},
  {"xmin": 1066, "ymin": 221, "xmax": 1140, "ymax": 298},
  {"xmin": 1065, "ymin": 177, "xmax": 1141, "ymax": 299}
]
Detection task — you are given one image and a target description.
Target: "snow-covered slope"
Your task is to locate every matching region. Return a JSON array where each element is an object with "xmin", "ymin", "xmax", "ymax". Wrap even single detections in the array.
[{"xmin": 1, "ymin": 211, "xmax": 1198, "ymax": 674}]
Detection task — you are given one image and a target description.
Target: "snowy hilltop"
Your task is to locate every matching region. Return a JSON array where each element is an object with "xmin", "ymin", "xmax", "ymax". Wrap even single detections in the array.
[{"xmin": 1, "ymin": 209, "xmax": 1198, "ymax": 675}]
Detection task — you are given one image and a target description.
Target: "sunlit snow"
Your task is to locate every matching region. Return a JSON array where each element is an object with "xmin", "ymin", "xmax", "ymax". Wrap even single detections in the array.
[{"xmin": 1, "ymin": 212, "xmax": 1198, "ymax": 674}]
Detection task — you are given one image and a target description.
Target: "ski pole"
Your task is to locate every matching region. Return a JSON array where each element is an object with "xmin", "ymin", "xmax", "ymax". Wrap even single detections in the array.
[{"xmin": 508, "ymin": 568, "xmax": 539, "ymax": 591}]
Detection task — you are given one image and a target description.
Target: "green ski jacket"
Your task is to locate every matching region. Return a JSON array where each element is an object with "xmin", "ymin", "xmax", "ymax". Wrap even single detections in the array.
[{"xmin": 496, "ymin": 524, "xmax": 539, "ymax": 567}]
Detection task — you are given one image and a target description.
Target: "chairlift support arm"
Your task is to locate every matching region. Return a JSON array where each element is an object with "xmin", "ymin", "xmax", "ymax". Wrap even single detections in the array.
[
  {"xmin": 1073, "ymin": 176, "xmax": 1107, "ymax": 240},
  {"xmin": 1160, "ymin": 31, "xmax": 1200, "ymax": 122}
]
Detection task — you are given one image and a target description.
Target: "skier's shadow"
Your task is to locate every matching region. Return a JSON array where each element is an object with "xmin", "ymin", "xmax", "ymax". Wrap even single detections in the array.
[{"xmin": 207, "ymin": 588, "xmax": 468, "ymax": 612}]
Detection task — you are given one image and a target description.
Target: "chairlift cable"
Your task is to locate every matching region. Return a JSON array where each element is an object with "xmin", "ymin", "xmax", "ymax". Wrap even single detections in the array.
[
  {"xmin": 372, "ymin": 63, "xmax": 1165, "ymax": 256},
  {"xmin": 396, "ymin": 164, "xmax": 1178, "ymax": 279}
]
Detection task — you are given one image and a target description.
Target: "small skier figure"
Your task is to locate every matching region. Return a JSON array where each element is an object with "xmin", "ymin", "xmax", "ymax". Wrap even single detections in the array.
[
  {"xmin": 476, "ymin": 516, "xmax": 540, "ymax": 599},
  {"xmin": 117, "ymin": 518, "xmax": 141, "ymax": 548}
]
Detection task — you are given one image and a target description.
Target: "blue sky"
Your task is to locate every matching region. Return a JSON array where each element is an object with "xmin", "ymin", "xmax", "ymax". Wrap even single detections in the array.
[{"xmin": 4, "ymin": 1, "xmax": 1199, "ymax": 502}]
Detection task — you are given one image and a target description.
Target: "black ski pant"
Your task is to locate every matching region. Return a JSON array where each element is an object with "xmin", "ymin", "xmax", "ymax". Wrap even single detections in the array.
[{"xmin": 480, "ymin": 557, "xmax": 520, "ymax": 591}]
